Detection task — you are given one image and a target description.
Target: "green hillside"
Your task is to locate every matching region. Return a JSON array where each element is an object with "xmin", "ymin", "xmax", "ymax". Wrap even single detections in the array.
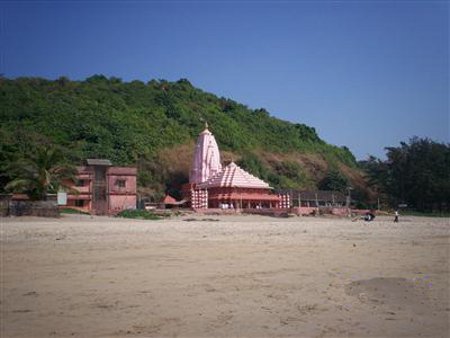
[{"xmin": 0, "ymin": 76, "xmax": 368, "ymax": 201}]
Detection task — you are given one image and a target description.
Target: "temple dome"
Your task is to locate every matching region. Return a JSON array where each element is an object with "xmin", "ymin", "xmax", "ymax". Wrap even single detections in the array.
[
  {"xmin": 198, "ymin": 162, "xmax": 271, "ymax": 189},
  {"xmin": 189, "ymin": 126, "xmax": 222, "ymax": 184}
]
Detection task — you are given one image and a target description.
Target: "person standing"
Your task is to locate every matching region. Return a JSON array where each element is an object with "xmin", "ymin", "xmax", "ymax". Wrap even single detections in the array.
[{"xmin": 394, "ymin": 210, "xmax": 399, "ymax": 223}]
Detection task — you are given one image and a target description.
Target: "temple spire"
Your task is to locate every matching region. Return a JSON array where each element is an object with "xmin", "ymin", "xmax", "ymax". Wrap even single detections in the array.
[
  {"xmin": 205, "ymin": 121, "xmax": 209, "ymax": 130},
  {"xmin": 190, "ymin": 125, "xmax": 222, "ymax": 184}
]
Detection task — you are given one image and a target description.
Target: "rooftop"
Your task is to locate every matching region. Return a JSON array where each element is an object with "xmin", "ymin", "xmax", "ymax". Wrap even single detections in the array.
[
  {"xmin": 86, "ymin": 159, "xmax": 112, "ymax": 166},
  {"xmin": 198, "ymin": 162, "xmax": 271, "ymax": 189}
]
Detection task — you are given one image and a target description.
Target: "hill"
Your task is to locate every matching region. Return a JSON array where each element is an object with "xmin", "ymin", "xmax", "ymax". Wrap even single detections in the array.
[{"xmin": 0, "ymin": 76, "xmax": 371, "ymax": 203}]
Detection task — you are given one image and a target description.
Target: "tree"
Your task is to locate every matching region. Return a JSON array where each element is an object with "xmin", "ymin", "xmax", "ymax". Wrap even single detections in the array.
[
  {"xmin": 5, "ymin": 145, "xmax": 76, "ymax": 200},
  {"xmin": 319, "ymin": 169, "xmax": 349, "ymax": 192},
  {"xmin": 364, "ymin": 137, "xmax": 450, "ymax": 212}
]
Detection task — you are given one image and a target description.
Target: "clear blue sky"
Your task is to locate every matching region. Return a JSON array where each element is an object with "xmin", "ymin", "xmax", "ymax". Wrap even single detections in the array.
[{"xmin": 1, "ymin": 1, "xmax": 448, "ymax": 160}]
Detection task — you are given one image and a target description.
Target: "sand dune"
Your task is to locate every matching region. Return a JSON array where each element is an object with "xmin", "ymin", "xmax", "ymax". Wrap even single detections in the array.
[{"xmin": 1, "ymin": 214, "xmax": 449, "ymax": 337}]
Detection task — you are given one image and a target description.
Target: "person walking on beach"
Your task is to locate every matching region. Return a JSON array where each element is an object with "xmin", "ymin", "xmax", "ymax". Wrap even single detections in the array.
[{"xmin": 394, "ymin": 210, "xmax": 399, "ymax": 223}]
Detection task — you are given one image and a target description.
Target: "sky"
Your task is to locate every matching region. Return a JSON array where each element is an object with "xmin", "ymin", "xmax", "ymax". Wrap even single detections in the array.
[{"xmin": 1, "ymin": 1, "xmax": 448, "ymax": 160}]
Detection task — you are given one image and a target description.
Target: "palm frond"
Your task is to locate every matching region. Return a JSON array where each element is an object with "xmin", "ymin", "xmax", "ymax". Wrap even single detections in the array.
[{"xmin": 5, "ymin": 178, "xmax": 35, "ymax": 192}]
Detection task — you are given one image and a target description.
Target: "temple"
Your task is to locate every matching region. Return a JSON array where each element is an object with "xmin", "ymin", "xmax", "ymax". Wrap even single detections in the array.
[{"xmin": 184, "ymin": 125, "xmax": 290, "ymax": 210}]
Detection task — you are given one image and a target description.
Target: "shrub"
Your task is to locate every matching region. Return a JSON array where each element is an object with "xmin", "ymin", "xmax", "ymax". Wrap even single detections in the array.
[{"xmin": 116, "ymin": 209, "xmax": 163, "ymax": 220}]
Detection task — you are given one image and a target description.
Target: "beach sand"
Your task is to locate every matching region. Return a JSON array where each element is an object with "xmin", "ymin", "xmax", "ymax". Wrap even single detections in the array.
[{"xmin": 1, "ymin": 213, "xmax": 449, "ymax": 337}]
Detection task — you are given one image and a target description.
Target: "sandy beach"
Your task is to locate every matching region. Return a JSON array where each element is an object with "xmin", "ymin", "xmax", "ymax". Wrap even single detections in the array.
[{"xmin": 1, "ymin": 213, "xmax": 449, "ymax": 338}]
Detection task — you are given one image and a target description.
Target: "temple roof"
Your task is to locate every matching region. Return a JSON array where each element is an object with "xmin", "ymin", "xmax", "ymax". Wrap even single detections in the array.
[{"xmin": 198, "ymin": 162, "xmax": 271, "ymax": 189}]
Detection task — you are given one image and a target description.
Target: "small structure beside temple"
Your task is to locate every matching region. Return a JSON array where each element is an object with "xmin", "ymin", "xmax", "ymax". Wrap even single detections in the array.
[
  {"xmin": 285, "ymin": 190, "xmax": 347, "ymax": 208},
  {"xmin": 281, "ymin": 189, "xmax": 348, "ymax": 216},
  {"xmin": 159, "ymin": 194, "xmax": 187, "ymax": 209},
  {"xmin": 183, "ymin": 125, "xmax": 290, "ymax": 210},
  {"xmin": 66, "ymin": 159, "xmax": 137, "ymax": 215}
]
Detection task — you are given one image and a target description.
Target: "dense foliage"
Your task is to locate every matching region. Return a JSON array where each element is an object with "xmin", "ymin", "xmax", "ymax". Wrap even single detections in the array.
[
  {"xmin": 318, "ymin": 169, "xmax": 349, "ymax": 193},
  {"xmin": 2, "ymin": 143, "xmax": 76, "ymax": 200},
  {"xmin": 1, "ymin": 75, "xmax": 359, "ymax": 199},
  {"xmin": 0, "ymin": 76, "xmax": 355, "ymax": 161},
  {"xmin": 361, "ymin": 137, "xmax": 450, "ymax": 212}
]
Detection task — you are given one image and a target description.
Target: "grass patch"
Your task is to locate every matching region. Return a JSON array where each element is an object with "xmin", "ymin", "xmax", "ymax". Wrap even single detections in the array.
[
  {"xmin": 60, "ymin": 208, "xmax": 90, "ymax": 215},
  {"xmin": 116, "ymin": 209, "xmax": 163, "ymax": 220}
]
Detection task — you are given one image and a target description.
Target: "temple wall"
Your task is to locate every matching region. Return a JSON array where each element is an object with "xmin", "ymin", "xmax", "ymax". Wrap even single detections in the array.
[
  {"xmin": 291, "ymin": 207, "xmax": 318, "ymax": 215},
  {"xmin": 291, "ymin": 207, "xmax": 364, "ymax": 216},
  {"xmin": 191, "ymin": 189, "xmax": 208, "ymax": 209}
]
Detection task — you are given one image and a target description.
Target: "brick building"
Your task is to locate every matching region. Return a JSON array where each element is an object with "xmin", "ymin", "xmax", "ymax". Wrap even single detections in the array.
[{"xmin": 66, "ymin": 159, "xmax": 137, "ymax": 215}]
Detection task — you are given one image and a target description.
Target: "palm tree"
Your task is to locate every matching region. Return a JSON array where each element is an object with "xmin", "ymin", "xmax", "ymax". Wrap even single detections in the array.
[{"xmin": 5, "ymin": 145, "xmax": 76, "ymax": 201}]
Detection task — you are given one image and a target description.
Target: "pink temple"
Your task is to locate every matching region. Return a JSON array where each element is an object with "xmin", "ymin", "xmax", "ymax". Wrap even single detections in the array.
[
  {"xmin": 184, "ymin": 126, "xmax": 290, "ymax": 210},
  {"xmin": 189, "ymin": 125, "xmax": 222, "ymax": 184}
]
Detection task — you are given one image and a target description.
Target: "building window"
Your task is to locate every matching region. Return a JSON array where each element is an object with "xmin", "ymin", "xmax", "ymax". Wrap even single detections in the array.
[
  {"xmin": 116, "ymin": 179, "xmax": 126, "ymax": 188},
  {"xmin": 75, "ymin": 200, "xmax": 85, "ymax": 207},
  {"xmin": 75, "ymin": 179, "xmax": 85, "ymax": 187}
]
